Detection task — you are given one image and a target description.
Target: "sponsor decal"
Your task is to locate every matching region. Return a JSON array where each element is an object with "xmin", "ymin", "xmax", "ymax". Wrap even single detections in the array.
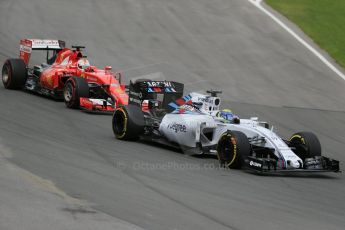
[
  {"xmin": 114, "ymin": 88, "xmax": 122, "ymax": 93},
  {"xmin": 249, "ymin": 161, "xmax": 262, "ymax": 168},
  {"xmin": 270, "ymin": 136, "xmax": 278, "ymax": 141},
  {"xmin": 167, "ymin": 123, "xmax": 187, "ymax": 133},
  {"xmin": 87, "ymin": 76, "xmax": 97, "ymax": 81},
  {"xmin": 305, "ymin": 158, "xmax": 321, "ymax": 167},
  {"xmin": 31, "ymin": 39, "xmax": 60, "ymax": 47},
  {"xmin": 147, "ymin": 81, "xmax": 173, "ymax": 88},
  {"xmin": 197, "ymin": 97, "xmax": 209, "ymax": 103},
  {"xmin": 289, "ymin": 134, "xmax": 306, "ymax": 144},
  {"xmin": 284, "ymin": 155, "xmax": 298, "ymax": 159},
  {"xmin": 129, "ymin": 91, "xmax": 142, "ymax": 98},
  {"xmin": 20, "ymin": 45, "xmax": 32, "ymax": 53},
  {"xmin": 165, "ymin": 87, "xmax": 176, "ymax": 92},
  {"xmin": 129, "ymin": 97, "xmax": 141, "ymax": 104}
]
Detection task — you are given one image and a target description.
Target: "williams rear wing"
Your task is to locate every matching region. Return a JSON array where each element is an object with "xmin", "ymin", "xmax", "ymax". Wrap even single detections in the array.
[
  {"xmin": 20, "ymin": 39, "xmax": 66, "ymax": 66},
  {"xmin": 128, "ymin": 80, "xmax": 184, "ymax": 111}
]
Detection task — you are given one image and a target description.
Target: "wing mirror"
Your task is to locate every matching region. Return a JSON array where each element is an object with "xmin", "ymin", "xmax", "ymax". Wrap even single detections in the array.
[{"xmin": 105, "ymin": 66, "xmax": 112, "ymax": 72}]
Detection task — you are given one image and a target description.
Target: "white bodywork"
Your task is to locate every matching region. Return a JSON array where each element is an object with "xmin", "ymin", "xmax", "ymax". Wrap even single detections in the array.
[{"xmin": 159, "ymin": 92, "xmax": 303, "ymax": 169}]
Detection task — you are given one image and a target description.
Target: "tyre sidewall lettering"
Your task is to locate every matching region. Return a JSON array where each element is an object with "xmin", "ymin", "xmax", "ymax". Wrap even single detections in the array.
[
  {"xmin": 217, "ymin": 133, "xmax": 237, "ymax": 167},
  {"xmin": 116, "ymin": 108, "xmax": 128, "ymax": 139},
  {"xmin": 3, "ymin": 62, "xmax": 12, "ymax": 87}
]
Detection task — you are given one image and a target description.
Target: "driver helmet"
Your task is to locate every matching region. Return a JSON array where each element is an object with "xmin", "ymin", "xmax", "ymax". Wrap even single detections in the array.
[
  {"xmin": 218, "ymin": 109, "xmax": 234, "ymax": 121},
  {"xmin": 77, "ymin": 58, "xmax": 90, "ymax": 70}
]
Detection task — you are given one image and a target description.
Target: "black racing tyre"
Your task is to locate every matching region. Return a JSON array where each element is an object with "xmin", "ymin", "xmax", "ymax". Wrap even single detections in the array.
[
  {"xmin": 112, "ymin": 105, "xmax": 144, "ymax": 140},
  {"xmin": 63, "ymin": 77, "xmax": 89, "ymax": 108},
  {"xmin": 217, "ymin": 130, "xmax": 251, "ymax": 169},
  {"xmin": 289, "ymin": 131, "xmax": 321, "ymax": 160},
  {"xmin": 2, "ymin": 59, "xmax": 27, "ymax": 89}
]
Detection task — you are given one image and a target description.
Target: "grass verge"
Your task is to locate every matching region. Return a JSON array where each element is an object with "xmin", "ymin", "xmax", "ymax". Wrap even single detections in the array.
[{"xmin": 265, "ymin": 0, "xmax": 345, "ymax": 68}]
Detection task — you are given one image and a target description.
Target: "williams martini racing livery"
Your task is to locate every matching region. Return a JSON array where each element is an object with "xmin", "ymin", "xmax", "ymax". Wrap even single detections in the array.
[
  {"xmin": 2, "ymin": 39, "xmax": 128, "ymax": 111},
  {"xmin": 112, "ymin": 80, "xmax": 339, "ymax": 173}
]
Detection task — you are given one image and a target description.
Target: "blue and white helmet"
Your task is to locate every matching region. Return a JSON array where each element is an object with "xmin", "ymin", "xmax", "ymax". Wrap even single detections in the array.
[{"xmin": 218, "ymin": 109, "xmax": 234, "ymax": 121}]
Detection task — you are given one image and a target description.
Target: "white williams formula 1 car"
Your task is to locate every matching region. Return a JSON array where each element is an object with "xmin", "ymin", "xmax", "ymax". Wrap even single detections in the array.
[{"xmin": 112, "ymin": 80, "xmax": 339, "ymax": 173}]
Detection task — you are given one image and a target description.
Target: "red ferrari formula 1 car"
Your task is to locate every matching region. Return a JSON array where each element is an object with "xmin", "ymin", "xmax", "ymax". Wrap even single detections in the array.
[{"xmin": 2, "ymin": 39, "xmax": 128, "ymax": 112}]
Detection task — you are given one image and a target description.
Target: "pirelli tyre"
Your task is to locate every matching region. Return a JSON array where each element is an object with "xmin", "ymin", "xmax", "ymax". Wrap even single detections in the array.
[
  {"xmin": 289, "ymin": 131, "xmax": 321, "ymax": 160},
  {"xmin": 112, "ymin": 105, "xmax": 144, "ymax": 140},
  {"xmin": 64, "ymin": 77, "xmax": 89, "ymax": 108},
  {"xmin": 217, "ymin": 130, "xmax": 251, "ymax": 169},
  {"xmin": 2, "ymin": 59, "xmax": 27, "ymax": 89}
]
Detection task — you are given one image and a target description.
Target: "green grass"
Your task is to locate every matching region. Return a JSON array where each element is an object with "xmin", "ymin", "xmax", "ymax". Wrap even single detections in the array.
[{"xmin": 265, "ymin": 0, "xmax": 345, "ymax": 68}]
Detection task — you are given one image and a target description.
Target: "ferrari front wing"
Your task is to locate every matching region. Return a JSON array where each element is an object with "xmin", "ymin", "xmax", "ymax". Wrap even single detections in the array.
[{"xmin": 80, "ymin": 98, "xmax": 115, "ymax": 112}]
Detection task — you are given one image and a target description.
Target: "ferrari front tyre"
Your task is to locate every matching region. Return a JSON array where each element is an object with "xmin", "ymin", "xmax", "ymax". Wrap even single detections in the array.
[
  {"xmin": 112, "ymin": 105, "xmax": 144, "ymax": 140},
  {"xmin": 289, "ymin": 131, "xmax": 321, "ymax": 160},
  {"xmin": 63, "ymin": 77, "xmax": 89, "ymax": 108},
  {"xmin": 2, "ymin": 59, "xmax": 27, "ymax": 89},
  {"xmin": 217, "ymin": 130, "xmax": 250, "ymax": 169}
]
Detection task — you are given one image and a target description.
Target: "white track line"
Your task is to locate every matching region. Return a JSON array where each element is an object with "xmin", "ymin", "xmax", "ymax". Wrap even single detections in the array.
[{"xmin": 249, "ymin": 0, "xmax": 345, "ymax": 81}]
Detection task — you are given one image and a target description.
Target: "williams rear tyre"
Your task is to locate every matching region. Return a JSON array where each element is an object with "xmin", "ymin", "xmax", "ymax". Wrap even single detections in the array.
[
  {"xmin": 217, "ymin": 130, "xmax": 251, "ymax": 169},
  {"xmin": 289, "ymin": 131, "xmax": 321, "ymax": 160},
  {"xmin": 112, "ymin": 105, "xmax": 144, "ymax": 140},
  {"xmin": 2, "ymin": 59, "xmax": 27, "ymax": 89},
  {"xmin": 64, "ymin": 77, "xmax": 89, "ymax": 108}
]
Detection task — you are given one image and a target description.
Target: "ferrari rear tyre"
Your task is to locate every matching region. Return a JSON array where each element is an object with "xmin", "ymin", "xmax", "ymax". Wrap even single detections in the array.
[
  {"xmin": 289, "ymin": 132, "xmax": 321, "ymax": 160},
  {"xmin": 2, "ymin": 59, "xmax": 27, "ymax": 89},
  {"xmin": 64, "ymin": 77, "xmax": 89, "ymax": 108},
  {"xmin": 217, "ymin": 131, "xmax": 250, "ymax": 169},
  {"xmin": 112, "ymin": 105, "xmax": 144, "ymax": 140}
]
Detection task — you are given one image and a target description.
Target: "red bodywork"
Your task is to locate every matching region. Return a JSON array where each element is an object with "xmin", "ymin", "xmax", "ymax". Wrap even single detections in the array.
[{"xmin": 20, "ymin": 39, "xmax": 128, "ymax": 111}]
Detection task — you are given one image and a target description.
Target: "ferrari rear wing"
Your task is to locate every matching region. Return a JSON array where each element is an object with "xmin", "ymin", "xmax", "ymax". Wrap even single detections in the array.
[{"xmin": 20, "ymin": 39, "xmax": 65, "ymax": 66}]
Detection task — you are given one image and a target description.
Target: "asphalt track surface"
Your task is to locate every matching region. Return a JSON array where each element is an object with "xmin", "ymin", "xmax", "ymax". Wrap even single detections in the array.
[{"xmin": 1, "ymin": 0, "xmax": 345, "ymax": 229}]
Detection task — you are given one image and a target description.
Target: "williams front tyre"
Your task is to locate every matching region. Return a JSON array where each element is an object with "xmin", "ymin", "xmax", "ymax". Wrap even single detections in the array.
[
  {"xmin": 289, "ymin": 131, "xmax": 321, "ymax": 161},
  {"xmin": 217, "ymin": 130, "xmax": 251, "ymax": 169}
]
